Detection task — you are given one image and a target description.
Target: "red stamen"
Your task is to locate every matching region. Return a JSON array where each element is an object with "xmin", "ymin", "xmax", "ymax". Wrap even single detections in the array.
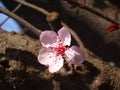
[{"xmin": 55, "ymin": 45, "xmax": 67, "ymax": 56}]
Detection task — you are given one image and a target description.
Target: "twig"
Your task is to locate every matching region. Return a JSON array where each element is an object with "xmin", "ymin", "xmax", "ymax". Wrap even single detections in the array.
[
  {"xmin": 60, "ymin": 0, "xmax": 120, "ymax": 24},
  {"xmin": 80, "ymin": 5, "xmax": 119, "ymax": 24},
  {"xmin": 0, "ymin": 3, "xmax": 22, "ymax": 27},
  {"xmin": 0, "ymin": 7, "xmax": 41, "ymax": 36},
  {"xmin": 14, "ymin": 0, "xmax": 50, "ymax": 16},
  {"xmin": 13, "ymin": 3, "xmax": 22, "ymax": 12}
]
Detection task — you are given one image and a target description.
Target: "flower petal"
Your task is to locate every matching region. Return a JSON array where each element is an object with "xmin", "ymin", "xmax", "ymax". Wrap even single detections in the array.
[
  {"xmin": 40, "ymin": 30, "xmax": 59, "ymax": 48},
  {"xmin": 49, "ymin": 56, "xmax": 64, "ymax": 73},
  {"xmin": 38, "ymin": 48, "xmax": 56, "ymax": 65},
  {"xmin": 65, "ymin": 46, "xmax": 85, "ymax": 64},
  {"xmin": 58, "ymin": 27, "xmax": 71, "ymax": 46}
]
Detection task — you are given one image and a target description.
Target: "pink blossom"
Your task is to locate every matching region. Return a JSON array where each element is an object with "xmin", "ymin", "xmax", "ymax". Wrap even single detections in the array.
[{"xmin": 38, "ymin": 27, "xmax": 85, "ymax": 73}]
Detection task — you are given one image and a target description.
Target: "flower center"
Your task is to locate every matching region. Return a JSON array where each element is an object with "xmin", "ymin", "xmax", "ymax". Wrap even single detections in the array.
[{"xmin": 55, "ymin": 45, "xmax": 67, "ymax": 55}]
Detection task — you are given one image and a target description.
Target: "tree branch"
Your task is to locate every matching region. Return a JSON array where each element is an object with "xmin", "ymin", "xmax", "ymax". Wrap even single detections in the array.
[
  {"xmin": 14, "ymin": 0, "xmax": 50, "ymax": 16},
  {"xmin": 0, "ymin": 3, "xmax": 22, "ymax": 27},
  {"xmin": 0, "ymin": 7, "xmax": 41, "ymax": 37},
  {"xmin": 60, "ymin": 0, "xmax": 120, "ymax": 24}
]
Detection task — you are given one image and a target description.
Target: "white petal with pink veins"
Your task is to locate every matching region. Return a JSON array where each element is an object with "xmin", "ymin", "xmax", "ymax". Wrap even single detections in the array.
[
  {"xmin": 38, "ymin": 48, "xmax": 56, "ymax": 65},
  {"xmin": 65, "ymin": 46, "xmax": 85, "ymax": 64},
  {"xmin": 49, "ymin": 55, "xmax": 64, "ymax": 73},
  {"xmin": 40, "ymin": 30, "xmax": 59, "ymax": 48},
  {"xmin": 58, "ymin": 27, "xmax": 71, "ymax": 46}
]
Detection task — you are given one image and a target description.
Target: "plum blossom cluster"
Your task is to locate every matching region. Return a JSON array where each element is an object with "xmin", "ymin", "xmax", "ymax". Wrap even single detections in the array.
[{"xmin": 38, "ymin": 27, "xmax": 85, "ymax": 73}]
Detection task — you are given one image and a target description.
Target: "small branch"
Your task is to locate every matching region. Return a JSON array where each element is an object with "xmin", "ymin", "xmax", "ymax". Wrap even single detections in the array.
[
  {"xmin": 61, "ymin": 0, "xmax": 120, "ymax": 24},
  {"xmin": 0, "ymin": 7, "xmax": 41, "ymax": 36},
  {"xmin": 12, "ymin": 3, "xmax": 22, "ymax": 12},
  {"xmin": 14, "ymin": 0, "xmax": 50, "ymax": 16},
  {"xmin": 0, "ymin": 3, "xmax": 22, "ymax": 27},
  {"xmin": 79, "ymin": 4, "xmax": 119, "ymax": 24}
]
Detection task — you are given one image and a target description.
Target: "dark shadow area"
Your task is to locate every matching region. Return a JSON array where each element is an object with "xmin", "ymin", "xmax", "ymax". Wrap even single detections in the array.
[
  {"xmin": 0, "ymin": 53, "xmax": 10, "ymax": 68},
  {"xmin": 0, "ymin": 49, "xmax": 54, "ymax": 90},
  {"xmin": 81, "ymin": 61, "xmax": 100, "ymax": 84},
  {"xmin": 109, "ymin": 0, "xmax": 120, "ymax": 9},
  {"xmin": 5, "ymin": 48, "xmax": 46, "ymax": 71},
  {"xmin": 0, "ymin": 61, "xmax": 14, "ymax": 90},
  {"xmin": 55, "ymin": 73, "xmax": 90, "ymax": 90},
  {"xmin": 1, "ymin": 70, "xmax": 27, "ymax": 90},
  {"xmin": 0, "ymin": 66, "xmax": 53, "ymax": 90},
  {"xmin": 17, "ymin": 78, "xmax": 53, "ymax": 90},
  {"xmin": 93, "ymin": 0, "xmax": 107, "ymax": 10},
  {"xmin": 0, "ymin": 60, "xmax": 10, "ymax": 68},
  {"xmin": 52, "ymin": 61, "xmax": 100, "ymax": 90},
  {"xmin": 1, "ymin": 0, "xmax": 18, "ymax": 11},
  {"xmin": 98, "ymin": 83, "xmax": 113, "ymax": 90},
  {"xmin": 0, "ymin": 82, "xmax": 13, "ymax": 90}
]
